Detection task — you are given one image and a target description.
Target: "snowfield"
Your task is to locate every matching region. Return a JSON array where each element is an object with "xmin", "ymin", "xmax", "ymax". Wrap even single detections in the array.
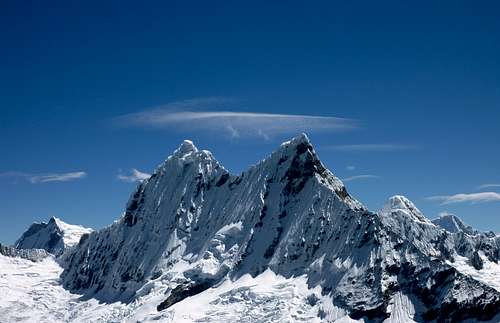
[
  {"xmin": 0, "ymin": 254, "xmax": 426, "ymax": 323},
  {"xmin": 0, "ymin": 254, "xmax": 130, "ymax": 323},
  {"xmin": 447, "ymin": 253, "xmax": 500, "ymax": 292}
]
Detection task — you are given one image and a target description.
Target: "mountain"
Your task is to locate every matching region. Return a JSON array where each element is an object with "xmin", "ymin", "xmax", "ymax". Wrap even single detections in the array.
[
  {"xmin": 57, "ymin": 135, "xmax": 500, "ymax": 322},
  {"xmin": 432, "ymin": 213, "xmax": 497, "ymax": 238},
  {"xmin": 15, "ymin": 216, "xmax": 93, "ymax": 256},
  {"xmin": 432, "ymin": 213, "xmax": 474, "ymax": 234}
]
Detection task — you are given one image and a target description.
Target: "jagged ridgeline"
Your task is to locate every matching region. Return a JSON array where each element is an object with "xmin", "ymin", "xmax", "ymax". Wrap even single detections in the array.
[{"xmin": 61, "ymin": 134, "xmax": 500, "ymax": 322}]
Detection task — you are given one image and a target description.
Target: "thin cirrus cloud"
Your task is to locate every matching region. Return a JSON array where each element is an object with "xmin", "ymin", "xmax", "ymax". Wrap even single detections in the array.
[
  {"xmin": 427, "ymin": 192, "xmax": 500, "ymax": 205},
  {"xmin": 117, "ymin": 169, "xmax": 151, "ymax": 183},
  {"xmin": 0, "ymin": 171, "xmax": 87, "ymax": 184},
  {"xmin": 113, "ymin": 98, "xmax": 359, "ymax": 139},
  {"xmin": 341, "ymin": 174, "xmax": 380, "ymax": 182},
  {"xmin": 326, "ymin": 144, "xmax": 418, "ymax": 152},
  {"xmin": 477, "ymin": 183, "xmax": 500, "ymax": 190}
]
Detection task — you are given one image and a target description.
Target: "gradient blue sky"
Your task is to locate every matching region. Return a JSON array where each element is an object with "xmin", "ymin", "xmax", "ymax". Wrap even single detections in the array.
[{"xmin": 1, "ymin": 1, "xmax": 499, "ymax": 244}]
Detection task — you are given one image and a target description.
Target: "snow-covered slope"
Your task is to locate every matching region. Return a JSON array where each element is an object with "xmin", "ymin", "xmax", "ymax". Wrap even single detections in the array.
[
  {"xmin": 58, "ymin": 135, "xmax": 500, "ymax": 322},
  {"xmin": 15, "ymin": 216, "xmax": 93, "ymax": 256}
]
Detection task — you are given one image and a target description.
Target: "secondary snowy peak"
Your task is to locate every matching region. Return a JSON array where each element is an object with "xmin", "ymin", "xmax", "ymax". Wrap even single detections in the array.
[
  {"xmin": 153, "ymin": 138, "xmax": 222, "ymax": 177},
  {"xmin": 15, "ymin": 217, "xmax": 92, "ymax": 256},
  {"xmin": 432, "ymin": 213, "xmax": 476, "ymax": 235},
  {"xmin": 173, "ymin": 139, "xmax": 198, "ymax": 157},
  {"xmin": 380, "ymin": 195, "xmax": 429, "ymax": 223}
]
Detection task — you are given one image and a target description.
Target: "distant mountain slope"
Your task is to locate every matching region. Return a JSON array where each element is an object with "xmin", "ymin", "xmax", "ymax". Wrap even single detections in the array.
[
  {"xmin": 15, "ymin": 217, "xmax": 92, "ymax": 256},
  {"xmin": 432, "ymin": 213, "xmax": 497, "ymax": 238},
  {"xmin": 58, "ymin": 135, "xmax": 500, "ymax": 322}
]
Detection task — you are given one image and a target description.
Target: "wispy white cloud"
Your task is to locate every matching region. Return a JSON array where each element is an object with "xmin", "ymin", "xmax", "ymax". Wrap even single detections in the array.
[
  {"xmin": 341, "ymin": 174, "xmax": 380, "ymax": 182},
  {"xmin": 117, "ymin": 169, "xmax": 151, "ymax": 183},
  {"xmin": 346, "ymin": 165, "xmax": 356, "ymax": 171},
  {"xmin": 326, "ymin": 144, "xmax": 417, "ymax": 152},
  {"xmin": 113, "ymin": 98, "xmax": 359, "ymax": 139},
  {"xmin": 29, "ymin": 172, "xmax": 87, "ymax": 183},
  {"xmin": 0, "ymin": 171, "xmax": 87, "ymax": 183},
  {"xmin": 427, "ymin": 192, "xmax": 500, "ymax": 205},
  {"xmin": 477, "ymin": 183, "xmax": 500, "ymax": 190}
]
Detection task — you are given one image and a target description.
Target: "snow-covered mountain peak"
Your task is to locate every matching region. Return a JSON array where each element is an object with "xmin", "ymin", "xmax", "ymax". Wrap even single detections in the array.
[
  {"xmin": 257, "ymin": 133, "xmax": 363, "ymax": 211},
  {"xmin": 166, "ymin": 139, "xmax": 200, "ymax": 164},
  {"xmin": 48, "ymin": 216, "xmax": 65, "ymax": 228},
  {"xmin": 281, "ymin": 132, "xmax": 310, "ymax": 147},
  {"xmin": 380, "ymin": 195, "xmax": 428, "ymax": 223},
  {"xmin": 382, "ymin": 195, "xmax": 416, "ymax": 212},
  {"xmin": 174, "ymin": 139, "xmax": 198, "ymax": 156},
  {"xmin": 431, "ymin": 212, "xmax": 480, "ymax": 236},
  {"xmin": 273, "ymin": 133, "xmax": 315, "ymax": 158},
  {"xmin": 152, "ymin": 139, "xmax": 223, "ymax": 181},
  {"xmin": 15, "ymin": 217, "xmax": 93, "ymax": 256}
]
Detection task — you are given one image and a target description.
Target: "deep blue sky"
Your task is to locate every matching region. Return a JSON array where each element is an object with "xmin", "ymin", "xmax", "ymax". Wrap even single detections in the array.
[{"xmin": 1, "ymin": 1, "xmax": 499, "ymax": 244}]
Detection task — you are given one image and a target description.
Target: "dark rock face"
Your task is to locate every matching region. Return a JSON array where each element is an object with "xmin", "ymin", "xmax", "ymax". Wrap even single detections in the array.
[
  {"xmin": 470, "ymin": 250, "xmax": 484, "ymax": 270},
  {"xmin": 124, "ymin": 184, "xmax": 145, "ymax": 227},
  {"xmin": 157, "ymin": 280, "xmax": 215, "ymax": 311},
  {"xmin": 215, "ymin": 173, "xmax": 230, "ymax": 187},
  {"xmin": 282, "ymin": 141, "xmax": 328, "ymax": 197},
  {"xmin": 15, "ymin": 219, "xmax": 64, "ymax": 255},
  {"xmin": 19, "ymin": 223, "xmax": 46, "ymax": 239}
]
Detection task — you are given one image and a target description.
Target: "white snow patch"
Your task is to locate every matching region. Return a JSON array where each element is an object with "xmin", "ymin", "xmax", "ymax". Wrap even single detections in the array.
[
  {"xmin": 52, "ymin": 217, "xmax": 93, "ymax": 247},
  {"xmin": 447, "ymin": 253, "xmax": 500, "ymax": 292},
  {"xmin": 384, "ymin": 292, "xmax": 417, "ymax": 323}
]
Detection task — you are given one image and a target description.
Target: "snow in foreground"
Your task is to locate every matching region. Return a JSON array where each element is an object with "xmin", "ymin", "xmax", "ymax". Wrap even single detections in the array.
[
  {"xmin": 0, "ymin": 254, "xmax": 423, "ymax": 323},
  {"xmin": 0, "ymin": 255, "xmax": 130, "ymax": 323}
]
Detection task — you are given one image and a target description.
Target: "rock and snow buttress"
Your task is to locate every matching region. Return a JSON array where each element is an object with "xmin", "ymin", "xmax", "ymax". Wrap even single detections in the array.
[
  {"xmin": 50, "ymin": 134, "xmax": 500, "ymax": 321},
  {"xmin": 15, "ymin": 216, "xmax": 93, "ymax": 256}
]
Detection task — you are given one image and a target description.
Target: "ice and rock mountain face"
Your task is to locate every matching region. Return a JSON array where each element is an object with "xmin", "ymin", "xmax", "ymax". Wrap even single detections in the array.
[
  {"xmin": 15, "ymin": 216, "xmax": 93, "ymax": 256},
  {"xmin": 63, "ymin": 135, "xmax": 363, "ymax": 299},
  {"xmin": 56, "ymin": 134, "xmax": 500, "ymax": 322},
  {"xmin": 432, "ymin": 213, "xmax": 475, "ymax": 234},
  {"xmin": 432, "ymin": 213, "xmax": 497, "ymax": 238}
]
